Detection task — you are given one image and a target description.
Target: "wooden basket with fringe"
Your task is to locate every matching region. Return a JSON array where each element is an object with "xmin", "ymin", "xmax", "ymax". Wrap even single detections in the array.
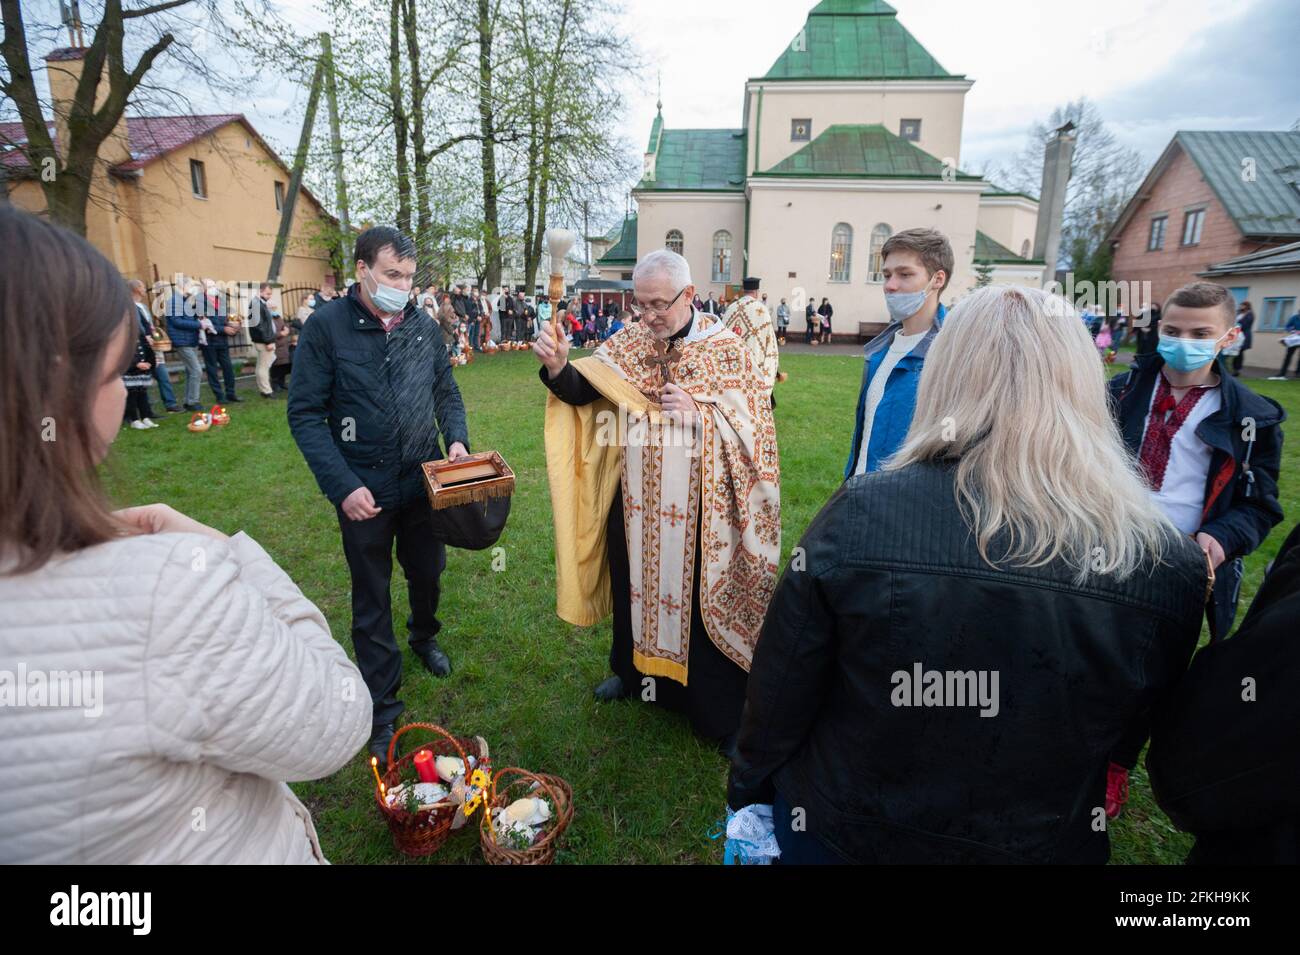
[
  {"xmin": 421, "ymin": 451, "xmax": 515, "ymax": 510},
  {"xmin": 374, "ymin": 722, "xmax": 489, "ymax": 858},
  {"xmin": 479, "ymin": 767, "xmax": 574, "ymax": 865}
]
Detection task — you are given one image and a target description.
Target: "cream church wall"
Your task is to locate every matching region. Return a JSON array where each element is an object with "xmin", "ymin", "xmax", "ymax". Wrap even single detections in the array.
[
  {"xmin": 743, "ymin": 81, "xmax": 971, "ymax": 173},
  {"xmin": 746, "ymin": 179, "xmax": 983, "ymax": 331},
  {"xmin": 976, "ymin": 196, "xmax": 1040, "ymax": 260},
  {"xmin": 635, "ymin": 194, "xmax": 747, "ymax": 296}
]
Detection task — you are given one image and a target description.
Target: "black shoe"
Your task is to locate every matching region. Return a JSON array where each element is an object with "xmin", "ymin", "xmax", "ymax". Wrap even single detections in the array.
[
  {"xmin": 226, "ymin": 395, "xmax": 243, "ymax": 403},
  {"xmin": 165, "ymin": 405, "xmax": 181, "ymax": 413},
  {"xmin": 183, "ymin": 403, "xmax": 202, "ymax": 411},
  {"xmin": 369, "ymin": 722, "xmax": 397, "ymax": 764},
  {"xmin": 260, "ymin": 391, "xmax": 275, "ymax": 399},
  {"xmin": 412, "ymin": 638, "xmax": 452, "ymax": 677},
  {"xmin": 593, "ymin": 674, "xmax": 630, "ymax": 701}
]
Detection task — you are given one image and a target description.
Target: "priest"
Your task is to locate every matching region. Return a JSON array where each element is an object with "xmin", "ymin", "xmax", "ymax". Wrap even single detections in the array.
[
  {"xmin": 533, "ymin": 249, "xmax": 781, "ymax": 748},
  {"xmin": 722, "ymin": 276, "xmax": 780, "ymax": 396}
]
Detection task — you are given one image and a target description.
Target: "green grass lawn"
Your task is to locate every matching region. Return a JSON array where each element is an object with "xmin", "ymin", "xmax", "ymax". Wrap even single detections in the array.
[{"xmin": 99, "ymin": 351, "xmax": 1297, "ymax": 864}]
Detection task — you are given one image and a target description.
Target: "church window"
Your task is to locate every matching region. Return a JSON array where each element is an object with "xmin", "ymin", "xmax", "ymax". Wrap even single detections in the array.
[{"xmin": 829, "ymin": 223, "xmax": 852, "ymax": 282}]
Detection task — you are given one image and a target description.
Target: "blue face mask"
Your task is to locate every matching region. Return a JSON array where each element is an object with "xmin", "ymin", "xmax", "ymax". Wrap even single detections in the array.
[
  {"xmin": 884, "ymin": 278, "xmax": 937, "ymax": 323},
  {"xmin": 1158, "ymin": 330, "xmax": 1229, "ymax": 372},
  {"xmin": 363, "ymin": 266, "xmax": 409, "ymax": 315}
]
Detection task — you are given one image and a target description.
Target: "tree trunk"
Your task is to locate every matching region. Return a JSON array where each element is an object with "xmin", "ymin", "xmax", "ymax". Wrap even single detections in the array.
[
  {"xmin": 477, "ymin": 0, "xmax": 501, "ymax": 290},
  {"xmin": 524, "ymin": 0, "xmax": 571, "ymax": 292},
  {"xmin": 402, "ymin": 0, "xmax": 436, "ymax": 278},
  {"xmin": 389, "ymin": 0, "xmax": 411, "ymax": 234}
]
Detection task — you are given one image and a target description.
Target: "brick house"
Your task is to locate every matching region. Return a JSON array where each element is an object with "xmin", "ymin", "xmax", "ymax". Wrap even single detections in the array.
[{"xmin": 1106, "ymin": 130, "xmax": 1300, "ymax": 368}]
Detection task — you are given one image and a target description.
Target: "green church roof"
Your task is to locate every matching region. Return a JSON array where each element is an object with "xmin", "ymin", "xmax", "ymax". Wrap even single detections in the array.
[
  {"xmin": 596, "ymin": 213, "xmax": 638, "ymax": 266},
  {"xmin": 763, "ymin": 1, "xmax": 959, "ymax": 81},
  {"xmin": 636, "ymin": 124, "xmax": 747, "ymax": 192},
  {"xmin": 982, "ymin": 183, "xmax": 1040, "ymax": 202},
  {"xmin": 974, "ymin": 230, "xmax": 1044, "ymax": 265},
  {"xmin": 756, "ymin": 123, "xmax": 980, "ymax": 180}
]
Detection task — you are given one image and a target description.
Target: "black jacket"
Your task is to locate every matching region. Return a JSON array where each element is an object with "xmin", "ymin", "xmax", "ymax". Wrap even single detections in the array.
[
  {"xmin": 1147, "ymin": 522, "xmax": 1300, "ymax": 864},
  {"xmin": 248, "ymin": 297, "xmax": 277, "ymax": 344},
  {"xmin": 1108, "ymin": 352, "xmax": 1285, "ymax": 638},
  {"xmin": 287, "ymin": 285, "xmax": 469, "ymax": 509},
  {"xmin": 123, "ymin": 331, "xmax": 156, "ymax": 377},
  {"xmin": 1238, "ymin": 310, "xmax": 1254, "ymax": 349},
  {"xmin": 728, "ymin": 461, "xmax": 1208, "ymax": 863}
]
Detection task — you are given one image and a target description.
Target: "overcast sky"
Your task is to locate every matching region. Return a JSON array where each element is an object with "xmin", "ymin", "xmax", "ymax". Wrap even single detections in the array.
[{"xmin": 153, "ymin": 0, "xmax": 1300, "ymax": 229}]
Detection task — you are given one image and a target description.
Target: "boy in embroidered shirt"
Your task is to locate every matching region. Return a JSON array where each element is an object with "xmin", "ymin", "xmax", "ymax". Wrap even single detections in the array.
[{"xmin": 1104, "ymin": 281, "xmax": 1285, "ymax": 818}]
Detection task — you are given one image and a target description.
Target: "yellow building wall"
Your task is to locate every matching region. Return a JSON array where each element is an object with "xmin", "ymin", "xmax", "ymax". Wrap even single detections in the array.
[
  {"xmin": 129, "ymin": 121, "xmax": 333, "ymax": 289},
  {"xmin": 5, "ymin": 119, "xmax": 333, "ymax": 292}
]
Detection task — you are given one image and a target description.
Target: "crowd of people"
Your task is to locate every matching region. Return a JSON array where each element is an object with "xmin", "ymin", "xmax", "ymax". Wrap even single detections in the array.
[
  {"xmin": 0, "ymin": 204, "xmax": 1294, "ymax": 867},
  {"xmin": 408, "ymin": 283, "xmax": 636, "ymax": 360}
]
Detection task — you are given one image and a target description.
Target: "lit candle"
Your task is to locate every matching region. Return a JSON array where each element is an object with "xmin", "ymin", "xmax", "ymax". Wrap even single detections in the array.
[
  {"xmin": 370, "ymin": 756, "xmax": 384, "ymax": 794},
  {"xmin": 413, "ymin": 748, "xmax": 438, "ymax": 784}
]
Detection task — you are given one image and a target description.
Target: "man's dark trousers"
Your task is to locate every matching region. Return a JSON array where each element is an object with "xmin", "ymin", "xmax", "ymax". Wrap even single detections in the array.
[
  {"xmin": 202, "ymin": 341, "xmax": 237, "ymax": 401},
  {"xmin": 337, "ymin": 498, "xmax": 446, "ymax": 728}
]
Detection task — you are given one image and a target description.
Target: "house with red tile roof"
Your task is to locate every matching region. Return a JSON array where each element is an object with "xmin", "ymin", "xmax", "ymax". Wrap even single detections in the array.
[{"xmin": 1, "ymin": 46, "xmax": 337, "ymax": 293}]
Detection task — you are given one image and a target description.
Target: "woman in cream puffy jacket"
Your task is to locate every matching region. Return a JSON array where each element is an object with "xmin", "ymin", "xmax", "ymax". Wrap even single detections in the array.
[{"xmin": 0, "ymin": 206, "xmax": 371, "ymax": 864}]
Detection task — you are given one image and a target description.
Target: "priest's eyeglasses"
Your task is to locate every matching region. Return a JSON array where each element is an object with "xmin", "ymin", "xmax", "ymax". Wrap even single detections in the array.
[{"xmin": 630, "ymin": 286, "xmax": 686, "ymax": 319}]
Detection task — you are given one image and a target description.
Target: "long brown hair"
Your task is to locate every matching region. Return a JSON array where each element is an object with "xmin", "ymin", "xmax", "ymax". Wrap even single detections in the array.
[{"xmin": 0, "ymin": 206, "xmax": 134, "ymax": 574}]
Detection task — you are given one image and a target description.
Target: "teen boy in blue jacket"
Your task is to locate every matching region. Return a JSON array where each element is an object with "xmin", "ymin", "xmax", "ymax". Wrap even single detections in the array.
[{"xmin": 844, "ymin": 228, "xmax": 953, "ymax": 478}]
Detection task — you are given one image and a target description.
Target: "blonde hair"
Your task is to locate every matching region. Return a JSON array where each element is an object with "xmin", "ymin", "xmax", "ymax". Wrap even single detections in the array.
[{"xmin": 885, "ymin": 284, "xmax": 1174, "ymax": 581}]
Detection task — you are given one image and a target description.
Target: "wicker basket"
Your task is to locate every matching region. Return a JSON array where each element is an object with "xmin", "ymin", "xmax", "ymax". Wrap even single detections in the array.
[
  {"xmin": 479, "ymin": 767, "xmax": 574, "ymax": 865},
  {"xmin": 374, "ymin": 722, "xmax": 489, "ymax": 858}
]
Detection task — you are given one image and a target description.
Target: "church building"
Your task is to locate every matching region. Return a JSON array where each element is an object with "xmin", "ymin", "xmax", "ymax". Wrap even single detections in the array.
[{"xmin": 590, "ymin": 0, "xmax": 1046, "ymax": 338}]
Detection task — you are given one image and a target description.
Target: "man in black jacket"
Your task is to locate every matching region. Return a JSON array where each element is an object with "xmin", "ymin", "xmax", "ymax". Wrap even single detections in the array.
[
  {"xmin": 516, "ymin": 290, "xmax": 534, "ymax": 343},
  {"xmin": 288, "ymin": 226, "xmax": 471, "ymax": 760},
  {"xmin": 498, "ymin": 287, "xmax": 518, "ymax": 343},
  {"xmin": 1148, "ymin": 522, "xmax": 1300, "ymax": 863}
]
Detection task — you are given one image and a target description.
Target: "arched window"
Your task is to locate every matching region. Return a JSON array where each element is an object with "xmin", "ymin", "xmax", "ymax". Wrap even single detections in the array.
[
  {"xmin": 665, "ymin": 229, "xmax": 684, "ymax": 255},
  {"xmin": 1020, "ymin": 239, "xmax": 1031, "ymax": 258},
  {"xmin": 829, "ymin": 222, "xmax": 852, "ymax": 282},
  {"xmin": 867, "ymin": 223, "xmax": 891, "ymax": 282},
  {"xmin": 712, "ymin": 230, "xmax": 733, "ymax": 283}
]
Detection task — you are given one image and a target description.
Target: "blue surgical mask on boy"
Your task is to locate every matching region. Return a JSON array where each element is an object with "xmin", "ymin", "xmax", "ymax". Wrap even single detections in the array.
[
  {"xmin": 884, "ymin": 277, "xmax": 937, "ymax": 323},
  {"xmin": 1158, "ymin": 329, "xmax": 1231, "ymax": 372}
]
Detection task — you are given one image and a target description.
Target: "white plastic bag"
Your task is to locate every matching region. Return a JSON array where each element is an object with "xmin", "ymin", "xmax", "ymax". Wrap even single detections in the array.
[{"xmin": 722, "ymin": 804, "xmax": 781, "ymax": 865}]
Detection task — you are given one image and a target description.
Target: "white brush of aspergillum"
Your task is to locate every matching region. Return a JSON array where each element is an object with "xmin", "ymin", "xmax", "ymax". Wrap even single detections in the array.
[{"xmin": 545, "ymin": 228, "xmax": 576, "ymax": 276}]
